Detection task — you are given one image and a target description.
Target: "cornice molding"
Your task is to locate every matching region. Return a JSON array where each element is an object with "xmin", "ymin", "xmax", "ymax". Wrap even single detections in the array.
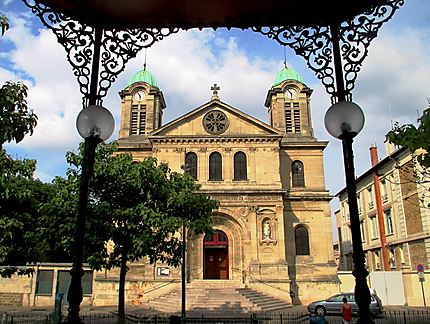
[{"xmin": 149, "ymin": 136, "xmax": 282, "ymax": 144}]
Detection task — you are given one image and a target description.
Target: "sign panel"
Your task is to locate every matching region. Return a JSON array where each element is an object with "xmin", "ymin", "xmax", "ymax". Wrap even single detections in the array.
[{"xmin": 418, "ymin": 272, "xmax": 425, "ymax": 282}]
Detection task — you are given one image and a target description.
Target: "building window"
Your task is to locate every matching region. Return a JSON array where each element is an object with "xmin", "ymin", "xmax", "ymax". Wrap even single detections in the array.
[
  {"xmin": 293, "ymin": 109, "xmax": 301, "ymax": 133},
  {"xmin": 292, "ymin": 161, "xmax": 305, "ymax": 187},
  {"xmin": 357, "ymin": 194, "xmax": 362, "ymax": 214},
  {"xmin": 234, "ymin": 151, "xmax": 247, "ymax": 180},
  {"xmin": 35, "ymin": 270, "xmax": 54, "ymax": 295},
  {"xmin": 285, "ymin": 109, "xmax": 292, "ymax": 133},
  {"xmin": 284, "ymin": 103, "xmax": 301, "ymax": 134},
  {"xmin": 370, "ymin": 216, "xmax": 379, "ymax": 239},
  {"xmin": 204, "ymin": 230, "xmax": 228, "ymax": 246},
  {"xmin": 130, "ymin": 104, "xmax": 146, "ymax": 135},
  {"xmin": 185, "ymin": 152, "xmax": 198, "ymax": 180},
  {"xmin": 381, "ymin": 180, "xmax": 389, "ymax": 202},
  {"xmin": 58, "ymin": 270, "xmax": 93, "ymax": 296},
  {"xmin": 360, "ymin": 221, "xmax": 366, "ymax": 243},
  {"xmin": 295, "ymin": 226, "xmax": 310, "ymax": 256},
  {"xmin": 389, "ymin": 248, "xmax": 396, "ymax": 268},
  {"xmin": 385, "ymin": 209, "xmax": 394, "ymax": 235},
  {"xmin": 374, "ymin": 250, "xmax": 381, "ymax": 270},
  {"xmin": 367, "ymin": 187, "xmax": 374, "ymax": 210},
  {"xmin": 399, "ymin": 245, "xmax": 406, "ymax": 265},
  {"xmin": 209, "ymin": 152, "xmax": 222, "ymax": 181}
]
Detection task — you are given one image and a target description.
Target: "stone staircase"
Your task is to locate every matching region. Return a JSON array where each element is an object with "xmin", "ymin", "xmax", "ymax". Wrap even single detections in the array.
[{"xmin": 142, "ymin": 280, "xmax": 291, "ymax": 315}]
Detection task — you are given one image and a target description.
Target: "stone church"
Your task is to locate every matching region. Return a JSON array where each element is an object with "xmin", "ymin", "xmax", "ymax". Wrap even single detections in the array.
[{"xmin": 107, "ymin": 65, "xmax": 338, "ymax": 306}]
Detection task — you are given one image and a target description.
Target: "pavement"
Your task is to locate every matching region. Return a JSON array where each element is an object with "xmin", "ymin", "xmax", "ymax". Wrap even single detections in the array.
[{"xmin": 1, "ymin": 304, "xmax": 427, "ymax": 316}]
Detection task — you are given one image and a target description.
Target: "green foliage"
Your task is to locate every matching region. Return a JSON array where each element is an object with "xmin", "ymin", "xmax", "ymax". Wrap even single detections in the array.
[
  {"xmin": 0, "ymin": 149, "xmax": 51, "ymax": 270},
  {"xmin": 87, "ymin": 148, "xmax": 217, "ymax": 270},
  {"xmin": 0, "ymin": 81, "xmax": 38, "ymax": 147},
  {"xmin": 386, "ymin": 101, "xmax": 430, "ymax": 168},
  {"xmin": 0, "ymin": 14, "xmax": 9, "ymax": 36}
]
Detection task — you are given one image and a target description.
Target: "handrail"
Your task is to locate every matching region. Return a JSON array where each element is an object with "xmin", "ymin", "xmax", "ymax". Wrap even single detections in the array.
[
  {"xmin": 231, "ymin": 267, "xmax": 292, "ymax": 296},
  {"xmin": 143, "ymin": 279, "xmax": 177, "ymax": 295}
]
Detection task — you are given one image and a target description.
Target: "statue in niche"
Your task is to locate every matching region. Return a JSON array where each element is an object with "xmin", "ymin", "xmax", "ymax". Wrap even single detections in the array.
[{"xmin": 263, "ymin": 220, "xmax": 272, "ymax": 240}]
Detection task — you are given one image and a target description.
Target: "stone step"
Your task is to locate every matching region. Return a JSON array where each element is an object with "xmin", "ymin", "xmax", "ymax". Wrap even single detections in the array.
[
  {"xmin": 143, "ymin": 280, "xmax": 291, "ymax": 314},
  {"xmin": 236, "ymin": 288, "xmax": 292, "ymax": 312}
]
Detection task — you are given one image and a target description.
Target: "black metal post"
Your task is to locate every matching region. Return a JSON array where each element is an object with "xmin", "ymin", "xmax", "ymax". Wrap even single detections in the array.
[
  {"xmin": 330, "ymin": 24, "xmax": 373, "ymax": 323},
  {"xmin": 64, "ymin": 27, "xmax": 103, "ymax": 324},
  {"xmin": 341, "ymin": 137, "xmax": 372, "ymax": 323},
  {"xmin": 181, "ymin": 223, "xmax": 186, "ymax": 320},
  {"xmin": 64, "ymin": 136, "xmax": 100, "ymax": 323}
]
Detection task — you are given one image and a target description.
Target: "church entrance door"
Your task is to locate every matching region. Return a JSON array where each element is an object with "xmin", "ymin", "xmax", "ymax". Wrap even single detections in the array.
[{"xmin": 203, "ymin": 230, "xmax": 229, "ymax": 279}]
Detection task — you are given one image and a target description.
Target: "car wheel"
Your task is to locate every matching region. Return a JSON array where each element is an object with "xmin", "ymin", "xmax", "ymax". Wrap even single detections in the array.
[{"xmin": 315, "ymin": 306, "xmax": 326, "ymax": 316}]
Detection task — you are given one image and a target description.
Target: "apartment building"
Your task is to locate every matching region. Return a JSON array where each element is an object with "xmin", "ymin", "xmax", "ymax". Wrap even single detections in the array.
[{"xmin": 336, "ymin": 143, "xmax": 430, "ymax": 305}]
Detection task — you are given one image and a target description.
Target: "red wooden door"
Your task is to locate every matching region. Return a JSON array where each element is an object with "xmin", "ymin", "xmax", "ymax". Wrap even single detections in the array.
[{"xmin": 203, "ymin": 230, "xmax": 229, "ymax": 279}]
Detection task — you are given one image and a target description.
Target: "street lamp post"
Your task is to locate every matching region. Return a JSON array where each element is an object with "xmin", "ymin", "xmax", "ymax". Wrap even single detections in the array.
[
  {"xmin": 181, "ymin": 223, "xmax": 186, "ymax": 320},
  {"xmin": 64, "ymin": 104, "xmax": 114, "ymax": 323},
  {"xmin": 180, "ymin": 162, "xmax": 190, "ymax": 321},
  {"xmin": 324, "ymin": 101, "xmax": 373, "ymax": 323}
]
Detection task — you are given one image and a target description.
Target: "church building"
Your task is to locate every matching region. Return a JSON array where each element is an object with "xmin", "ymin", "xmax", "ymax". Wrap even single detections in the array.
[{"xmin": 109, "ymin": 65, "xmax": 338, "ymax": 305}]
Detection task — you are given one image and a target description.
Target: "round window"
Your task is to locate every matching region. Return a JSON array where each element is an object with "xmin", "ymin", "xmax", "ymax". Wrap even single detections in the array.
[{"xmin": 203, "ymin": 110, "xmax": 229, "ymax": 134}]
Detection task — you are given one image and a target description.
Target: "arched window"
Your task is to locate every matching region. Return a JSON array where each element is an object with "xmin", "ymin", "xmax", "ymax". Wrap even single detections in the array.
[
  {"xmin": 209, "ymin": 152, "xmax": 222, "ymax": 180},
  {"xmin": 292, "ymin": 160, "xmax": 305, "ymax": 187},
  {"xmin": 295, "ymin": 226, "xmax": 310, "ymax": 255},
  {"xmin": 185, "ymin": 152, "xmax": 198, "ymax": 180},
  {"xmin": 234, "ymin": 151, "xmax": 247, "ymax": 180}
]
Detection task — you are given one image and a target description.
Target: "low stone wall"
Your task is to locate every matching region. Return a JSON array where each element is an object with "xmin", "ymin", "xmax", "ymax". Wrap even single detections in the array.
[
  {"xmin": 0, "ymin": 293, "xmax": 23, "ymax": 306},
  {"xmin": 0, "ymin": 275, "xmax": 32, "ymax": 306},
  {"xmin": 92, "ymin": 277, "xmax": 180, "ymax": 306}
]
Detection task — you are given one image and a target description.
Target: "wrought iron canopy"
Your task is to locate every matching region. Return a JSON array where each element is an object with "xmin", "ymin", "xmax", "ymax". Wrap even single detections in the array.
[
  {"xmin": 23, "ymin": 0, "xmax": 404, "ymax": 106},
  {"xmin": 32, "ymin": 0, "xmax": 390, "ymax": 29}
]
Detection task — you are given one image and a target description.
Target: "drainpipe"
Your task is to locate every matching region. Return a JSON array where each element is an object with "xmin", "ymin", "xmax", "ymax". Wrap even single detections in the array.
[{"xmin": 370, "ymin": 145, "xmax": 390, "ymax": 271}]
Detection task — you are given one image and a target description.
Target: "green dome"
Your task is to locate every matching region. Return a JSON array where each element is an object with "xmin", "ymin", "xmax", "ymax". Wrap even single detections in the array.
[
  {"xmin": 272, "ymin": 66, "xmax": 305, "ymax": 87},
  {"xmin": 127, "ymin": 69, "xmax": 158, "ymax": 88}
]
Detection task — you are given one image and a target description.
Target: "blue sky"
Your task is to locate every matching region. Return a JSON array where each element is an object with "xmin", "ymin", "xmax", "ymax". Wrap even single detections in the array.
[{"xmin": 1, "ymin": 0, "xmax": 430, "ymax": 226}]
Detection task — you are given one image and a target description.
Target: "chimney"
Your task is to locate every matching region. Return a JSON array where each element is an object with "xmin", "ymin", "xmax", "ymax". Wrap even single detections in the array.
[{"xmin": 370, "ymin": 144, "xmax": 379, "ymax": 167}]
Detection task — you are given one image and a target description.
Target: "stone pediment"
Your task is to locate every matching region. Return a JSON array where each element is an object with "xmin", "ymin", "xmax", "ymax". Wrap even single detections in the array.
[{"xmin": 150, "ymin": 99, "xmax": 281, "ymax": 139}]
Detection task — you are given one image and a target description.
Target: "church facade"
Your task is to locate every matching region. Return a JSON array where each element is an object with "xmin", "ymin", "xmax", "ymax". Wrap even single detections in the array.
[{"xmin": 108, "ymin": 66, "xmax": 338, "ymax": 305}]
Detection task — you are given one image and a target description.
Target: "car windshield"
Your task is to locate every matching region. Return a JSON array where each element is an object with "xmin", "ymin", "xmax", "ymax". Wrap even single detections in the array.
[{"xmin": 327, "ymin": 295, "xmax": 344, "ymax": 302}]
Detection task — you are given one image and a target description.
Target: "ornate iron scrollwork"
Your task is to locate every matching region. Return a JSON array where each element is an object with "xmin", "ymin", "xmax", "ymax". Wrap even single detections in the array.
[
  {"xmin": 22, "ymin": 0, "xmax": 179, "ymax": 107},
  {"xmin": 253, "ymin": 0, "xmax": 404, "ymax": 103}
]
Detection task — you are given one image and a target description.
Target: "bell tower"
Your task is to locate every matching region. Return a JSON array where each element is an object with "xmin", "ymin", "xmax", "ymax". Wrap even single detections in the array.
[
  {"xmin": 118, "ymin": 68, "xmax": 166, "ymax": 139},
  {"xmin": 265, "ymin": 66, "xmax": 314, "ymax": 138}
]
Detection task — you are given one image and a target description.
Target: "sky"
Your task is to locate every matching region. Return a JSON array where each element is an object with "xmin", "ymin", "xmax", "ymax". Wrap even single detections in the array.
[{"xmin": 1, "ymin": 0, "xmax": 430, "ymax": 233}]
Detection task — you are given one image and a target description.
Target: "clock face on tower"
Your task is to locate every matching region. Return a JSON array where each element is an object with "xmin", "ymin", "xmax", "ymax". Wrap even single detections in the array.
[
  {"xmin": 203, "ymin": 110, "xmax": 229, "ymax": 134},
  {"xmin": 284, "ymin": 88, "xmax": 297, "ymax": 100},
  {"xmin": 134, "ymin": 90, "xmax": 145, "ymax": 101}
]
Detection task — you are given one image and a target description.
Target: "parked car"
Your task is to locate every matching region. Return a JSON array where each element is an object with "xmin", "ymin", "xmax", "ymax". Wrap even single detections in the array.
[{"xmin": 307, "ymin": 292, "xmax": 383, "ymax": 316}]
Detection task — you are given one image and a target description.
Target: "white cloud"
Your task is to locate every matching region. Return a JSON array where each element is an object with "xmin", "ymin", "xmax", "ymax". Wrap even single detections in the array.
[{"xmin": 2, "ymin": 1, "xmax": 430, "ymax": 203}]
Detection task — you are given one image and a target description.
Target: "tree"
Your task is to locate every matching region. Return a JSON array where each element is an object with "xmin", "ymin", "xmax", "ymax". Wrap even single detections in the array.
[
  {"xmin": 0, "ymin": 81, "xmax": 38, "ymax": 148},
  {"xmin": 1, "ymin": 13, "xmax": 37, "ymax": 148},
  {"xmin": 1, "ymin": 13, "xmax": 9, "ymax": 36},
  {"xmin": 42, "ymin": 143, "xmax": 217, "ymax": 321},
  {"xmin": 0, "ymin": 13, "xmax": 39, "ymax": 277},
  {"xmin": 386, "ymin": 100, "xmax": 430, "ymax": 168},
  {"xmin": 87, "ymin": 147, "xmax": 217, "ymax": 321},
  {"xmin": 386, "ymin": 100, "xmax": 430, "ymax": 207},
  {"xmin": 0, "ymin": 149, "xmax": 52, "ymax": 277}
]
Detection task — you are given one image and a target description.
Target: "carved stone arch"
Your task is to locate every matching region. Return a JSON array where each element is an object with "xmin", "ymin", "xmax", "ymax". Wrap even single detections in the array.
[
  {"xmin": 216, "ymin": 208, "xmax": 251, "ymax": 242},
  {"xmin": 192, "ymin": 211, "xmax": 246, "ymax": 280}
]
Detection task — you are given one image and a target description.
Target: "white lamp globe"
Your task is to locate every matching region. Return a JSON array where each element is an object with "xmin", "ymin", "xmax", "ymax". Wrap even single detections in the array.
[
  {"xmin": 324, "ymin": 101, "xmax": 365, "ymax": 139},
  {"xmin": 76, "ymin": 105, "xmax": 115, "ymax": 141}
]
